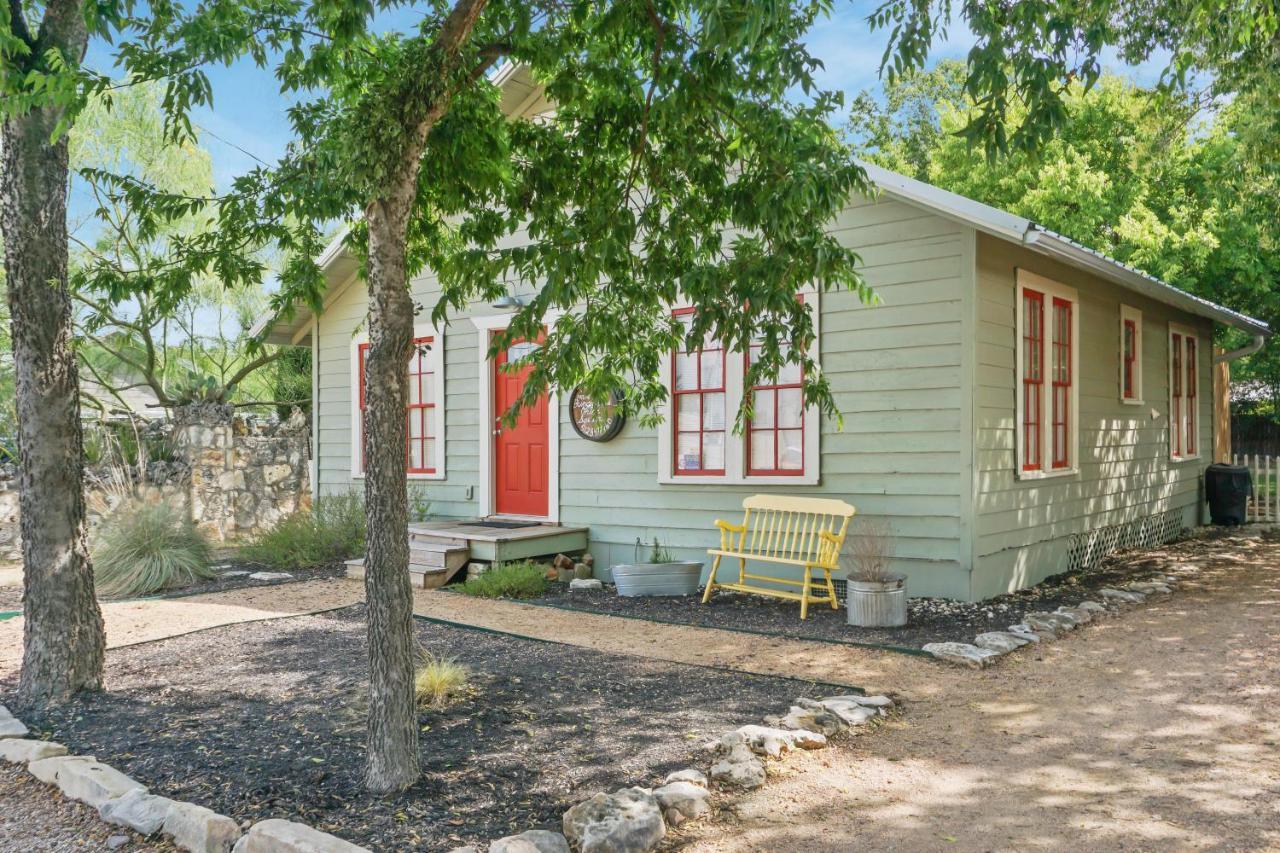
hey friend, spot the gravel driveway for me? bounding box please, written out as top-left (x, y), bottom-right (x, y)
top-left (676, 530), bottom-right (1280, 852)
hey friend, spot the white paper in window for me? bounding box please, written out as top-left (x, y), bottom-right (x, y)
top-left (700, 352), bottom-right (723, 388)
top-left (677, 395), bottom-right (700, 431)
top-left (676, 432), bottom-right (700, 470)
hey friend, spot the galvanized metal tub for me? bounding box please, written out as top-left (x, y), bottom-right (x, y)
top-left (611, 561), bottom-right (704, 597)
top-left (846, 574), bottom-right (908, 627)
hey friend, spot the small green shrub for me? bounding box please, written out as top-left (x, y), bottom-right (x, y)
top-left (243, 492), bottom-right (366, 569)
top-left (647, 537), bottom-right (674, 563)
top-left (458, 560), bottom-right (548, 599)
top-left (414, 651), bottom-right (471, 709)
top-left (93, 501), bottom-right (214, 597)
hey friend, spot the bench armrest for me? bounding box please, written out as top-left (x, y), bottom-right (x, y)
top-left (714, 519), bottom-right (746, 550)
top-left (817, 530), bottom-right (844, 565)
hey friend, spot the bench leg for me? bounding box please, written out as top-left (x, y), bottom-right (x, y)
top-left (737, 557), bottom-right (746, 585)
top-left (823, 569), bottom-right (838, 610)
top-left (701, 555), bottom-right (723, 604)
top-left (800, 568), bottom-right (812, 620)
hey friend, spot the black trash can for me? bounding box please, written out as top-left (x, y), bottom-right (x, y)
top-left (1205, 463), bottom-right (1252, 525)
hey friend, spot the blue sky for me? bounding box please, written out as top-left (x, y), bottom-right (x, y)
top-left (83, 2), bottom-right (1173, 192)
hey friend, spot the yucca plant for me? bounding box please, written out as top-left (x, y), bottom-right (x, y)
top-left (93, 500), bottom-right (215, 597)
top-left (414, 651), bottom-right (471, 709)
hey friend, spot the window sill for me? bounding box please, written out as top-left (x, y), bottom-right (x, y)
top-left (351, 471), bottom-right (447, 481)
top-left (658, 473), bottom-right (820, 486)
top-left (1017, 467), bottom-right (1078, 482)
top-left (1170, 454), bottom-right (1201, 464)
top-left (1120, 398), bottom-right (1144, 406)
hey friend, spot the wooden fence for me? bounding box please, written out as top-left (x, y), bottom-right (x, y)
top-left (1232, 453), bottom-right (1279, 522)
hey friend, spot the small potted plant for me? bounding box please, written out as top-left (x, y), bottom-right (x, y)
top-left (611, 537), bottom-right (703, 597)
top-left (844, 519), bottom-right (907, 627)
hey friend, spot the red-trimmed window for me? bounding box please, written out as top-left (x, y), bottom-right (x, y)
top-left (1171, 331), bottom-right (1183, 457)
top-left (672, 309), bottom-right (726, 475)
top-left (1185, 336), bottom-right (1197, 452)
top-left (746, 339), bottom-right (804, 476)
top-left (1022, 289), bottom-right (1044, 471)
top-left (1050, 297), bottom-right (1072, 469)
top-left (1122, 319), bottom-right (1137, 399)
top-left (357, 335), bottom-right (438, 474)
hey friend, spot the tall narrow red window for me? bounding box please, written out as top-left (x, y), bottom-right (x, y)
top-left (746, 340), bottom-right (804, 476)
top-left (357, 335), bottom-right (437, 474)
top-left (1171, 332), bottom-right (1183, 457)
top-left (1050, 298), bottom-right (1072, 469)
top-left (1122, 319), bottom-right (1137, 400)
top-left (672, 309), bottom-right (726, 475)
top-left (1022, 289), bottom-right (1044, 471)
top-left (1185, 336), bottom-right (1197, 453)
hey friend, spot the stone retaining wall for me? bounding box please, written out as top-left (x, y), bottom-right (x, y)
top-left (0, 407), bottom-right (311, 560)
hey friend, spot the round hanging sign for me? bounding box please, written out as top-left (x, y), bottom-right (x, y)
top-left (569, 387), bottom-right (626, 442)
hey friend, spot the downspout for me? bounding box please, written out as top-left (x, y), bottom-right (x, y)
top-left (1214, 335), bottom-right (1265, 363)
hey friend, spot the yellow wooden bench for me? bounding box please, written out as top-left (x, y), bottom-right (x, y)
top-left (702, 494), bottom-right (856, 619)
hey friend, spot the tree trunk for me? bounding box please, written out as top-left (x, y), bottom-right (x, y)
top-left (1, 106), bottom-right (105, 704)
top-left (361, 197), bottom-right (420, 794)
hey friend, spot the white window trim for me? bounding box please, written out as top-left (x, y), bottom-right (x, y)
top-left (1119, 304), bottom-right (1143, 405)
top-left (656, 289), bottom-right (821, 486)
top-left (1168, 322), bottom-right (1201, 463)
top-left (1015, 269), bottom-right (1080, 481)
top-left (349, 322), bottom-right (447, 481)
top-left (469, 311), bottom-right (562, 522)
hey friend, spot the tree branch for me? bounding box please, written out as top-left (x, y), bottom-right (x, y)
top-left (8, 0), bottom-right (33, 48)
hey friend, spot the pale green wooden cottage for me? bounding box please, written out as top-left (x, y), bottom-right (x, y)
top-left (258, 65), bottom-right (1269, 601)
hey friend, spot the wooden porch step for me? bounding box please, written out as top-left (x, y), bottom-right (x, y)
top-left (344, 540), bottom-right (470, 590)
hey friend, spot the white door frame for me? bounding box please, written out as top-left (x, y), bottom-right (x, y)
top-left (469, 312), bottom-right (561, 522)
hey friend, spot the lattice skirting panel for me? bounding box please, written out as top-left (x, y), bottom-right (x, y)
top-left (1065, 509), bottom-right (1186, 572)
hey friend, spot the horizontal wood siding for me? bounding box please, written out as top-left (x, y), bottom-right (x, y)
top-left (972, 234), bottom-right (1212, 598)
top-left (314, 195), bottom-right (973, 598)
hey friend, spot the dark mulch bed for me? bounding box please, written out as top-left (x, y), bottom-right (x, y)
top-left (4, 605), bottom-right (819, 851)
top-left (525, 534), bottom-right (1228, 650)
top-left (0, 559), bottom-right (347, 615)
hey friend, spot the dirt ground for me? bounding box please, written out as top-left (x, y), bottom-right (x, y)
top-left (676, 534), bottom-right (1280, 852)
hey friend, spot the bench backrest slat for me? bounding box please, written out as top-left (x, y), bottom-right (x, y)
top-left (734, 495), bottom-right (855, 567)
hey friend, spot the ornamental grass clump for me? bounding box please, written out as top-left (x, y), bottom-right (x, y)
top-left (458, 560), bottom-right (548, 599)
top-left (414, 651), bottom-right (471, 709)
top-left (93, 500), bottom-right (214, 597)
top-left (243, 492), bottom-right (365, 569)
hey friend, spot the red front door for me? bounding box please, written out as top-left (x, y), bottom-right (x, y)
top-left (493, 335), bottom-right (549, 517)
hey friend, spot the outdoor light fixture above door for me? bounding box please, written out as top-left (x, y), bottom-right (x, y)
top-left (491, 291), bottom-right (529, 310)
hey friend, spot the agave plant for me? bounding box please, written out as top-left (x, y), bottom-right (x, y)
top-left (93, 500), bottom-right (215, 597)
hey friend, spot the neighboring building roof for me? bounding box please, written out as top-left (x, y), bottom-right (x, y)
top-left (257, 64), bottom-right (1270, 345)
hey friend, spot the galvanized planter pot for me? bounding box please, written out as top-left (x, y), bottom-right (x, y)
top-left (611, 561), bottom-right (704, 597)
top-left (846, 573), bottom-right (908, 627)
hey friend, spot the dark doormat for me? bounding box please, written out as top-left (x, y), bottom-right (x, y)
top-left (472, 519), bottom-right (543, 529)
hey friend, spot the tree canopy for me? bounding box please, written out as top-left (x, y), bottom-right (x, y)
top-left (852, 61), bottom-right (1280, 399)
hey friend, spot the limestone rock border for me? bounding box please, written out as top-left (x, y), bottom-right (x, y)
top-left (0, 706), bottom-right (370, 853)
top-left (454, 692), bottom-right (896, 852)
top-left (923, 563), bottom-right (1198, 668)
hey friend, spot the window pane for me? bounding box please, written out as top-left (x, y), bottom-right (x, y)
top-left (677, 395), bottom-right (700, 431)
top-left (778, 388), bottom-right (803, 429)
top-left (409, 409), bottom-right (425, 439)
top-left (750, 431), bottom-right (775, 471)
top-left (752, 390), bottom-right (775, 428)
top-left (422, 438), bottom-right (436, 470)
top-left (674, 352), bottom-right (697, 390)
top-left (700, 351), bottom-right (723, 388)
top-left (409, 439), bottom-right (425, 471)
top-left (408, 372), bottom-right (421, 405)
top-left (702, 393), bottom-right (725, 430)
top-left (779, 430), bottom-right (803, 469)
top-left (676, 432), bottom-right (701, 471)
top-left (423, 406), bottom-right (435, 439)
top-left (703, 432), bottom-right (725, 470)
top-left (777, 359), bottom-right (802, 385)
